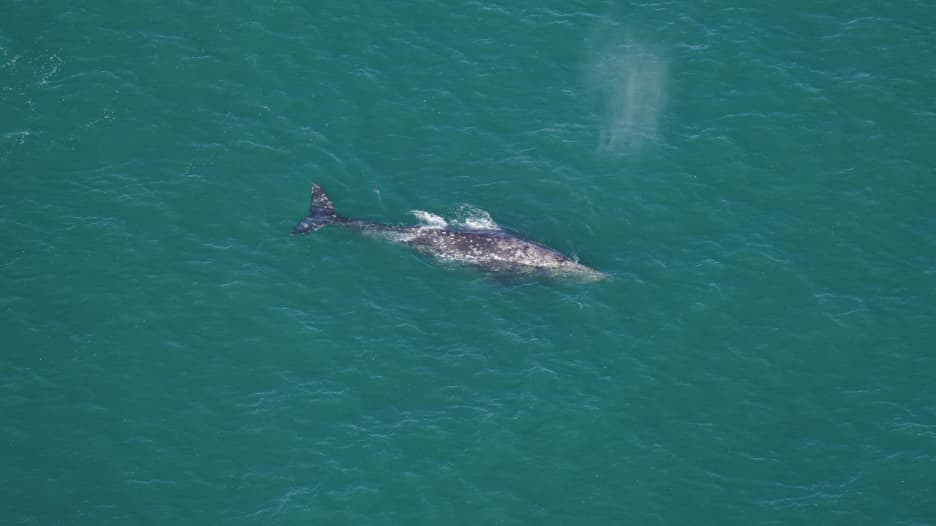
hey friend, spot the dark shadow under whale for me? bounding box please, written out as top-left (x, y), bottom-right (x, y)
top-left (291, 184), bottom-right (606, 281)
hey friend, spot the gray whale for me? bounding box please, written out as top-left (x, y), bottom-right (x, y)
top-left (291, 184), bottom-right (606, 281)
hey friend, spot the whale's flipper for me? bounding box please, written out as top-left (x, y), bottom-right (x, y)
top-left (291, 184), bottom-right (340, 235)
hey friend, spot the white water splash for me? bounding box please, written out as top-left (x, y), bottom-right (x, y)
top-left (451, 205), bottom-right (500, 231)
top-left (409, 210), bottom-right (448, 229)
top-left (410, 206), bottom-right (500, 231)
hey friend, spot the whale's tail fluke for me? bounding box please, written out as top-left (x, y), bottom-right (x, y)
top-left (291, 184), bottom-right (341, 235)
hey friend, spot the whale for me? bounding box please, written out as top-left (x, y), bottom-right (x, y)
top-left (291, 184), bottom-right (606, 281)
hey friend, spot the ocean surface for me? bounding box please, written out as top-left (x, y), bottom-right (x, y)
top-left (2, 1), bottom-right (935, 524)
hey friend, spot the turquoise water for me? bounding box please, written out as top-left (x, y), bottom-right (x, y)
top-left (3, 1), bottom-right (935, 524)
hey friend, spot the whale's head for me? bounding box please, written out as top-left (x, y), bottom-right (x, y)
top-left (554, 258), bottom-right (609, 282)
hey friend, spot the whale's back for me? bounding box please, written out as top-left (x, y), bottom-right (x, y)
top-left (405, 229), bottom-right (604, 279)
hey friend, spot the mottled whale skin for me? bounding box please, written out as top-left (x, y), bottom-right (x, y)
top-left (291, 184), bottom-right (605, 281)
